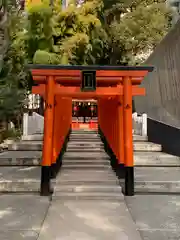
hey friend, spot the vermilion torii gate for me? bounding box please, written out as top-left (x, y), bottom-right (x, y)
top-left (28, 65), bottom-right (153, 197)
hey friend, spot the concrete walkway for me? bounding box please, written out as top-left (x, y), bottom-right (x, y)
top-left (37, 199), bottom-right (142, 240)
top-left (126, 195), bottom-right (180, 240)
top-left (0, 195), bottom-right (49, 240)
top-left (1, 193), bottom-right (180, 240)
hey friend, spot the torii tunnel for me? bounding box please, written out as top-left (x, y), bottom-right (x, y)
top-left (28, 65), bottom-right (153, 197)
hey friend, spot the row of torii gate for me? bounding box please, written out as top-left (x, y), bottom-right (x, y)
top-left (28, 64), bottom-right (153, 197)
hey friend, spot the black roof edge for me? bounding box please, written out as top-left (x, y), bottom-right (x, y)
top-left (26, 64), bottom-right (154, 72)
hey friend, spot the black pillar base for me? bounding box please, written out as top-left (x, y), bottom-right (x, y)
top-left (50, 163), bottom-right (57, 179)
top-left (110, 153), bottom-right (117, 171)
top-left (125, 166), bottom-right (134, 196)
top-left (40, 166), bottom-right (52, 196)
top-left (56, 155), bottom-right (62, 173)
top-left (116, 164), bottom-right (125, 179)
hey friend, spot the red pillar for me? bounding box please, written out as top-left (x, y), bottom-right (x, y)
top-left (123, 76), bottom-right (134, 196)
top-left (41, 75), bottom-right (55, 196)
top-left (116, 95), bottom-right (125, 178)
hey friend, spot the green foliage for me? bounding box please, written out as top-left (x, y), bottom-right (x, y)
top-left (0, 128), bottom-right (21, 143)
top-left (102, 0), bottom-right (172, 64)
top-left (25, 0), bottom-right (105, 65)
top-left (25, 4), bottom-right (53, 61)
top-left (0, 0), bottom-right (172, 127)
top-left (33, 50), bottom-right (61, 64)
top-left (26, 0), bottom-right (172, 66)
top-left (0, 2), bottom-right (27, 124)
top-left (0, 0), bottom-right (173, 125)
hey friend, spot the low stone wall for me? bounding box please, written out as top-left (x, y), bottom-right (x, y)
top-left (22, 112), bottom-right (147, 137)
top-left (132, 113), bottom-right (147, 136)
top-left (23, 112), bottom-right (44, 136)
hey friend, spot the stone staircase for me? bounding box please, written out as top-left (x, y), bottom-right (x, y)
top-left (53, 130), bottom-right (123, 200)
top-left (0, 129), bottom-right (179, 194)
top-left (134, 137), bottom-right (180, 194)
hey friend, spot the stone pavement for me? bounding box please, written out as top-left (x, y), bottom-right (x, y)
top-left (0, 195), bottom-right (50, 240)
top-left (126, 195), bottom-right (180, 240)
top-left (2, 193), bottom-right (180, 240)
top-left (1, 130), bottom-right (180, 239)
top-left (37, 200), bottom-right (142, 240)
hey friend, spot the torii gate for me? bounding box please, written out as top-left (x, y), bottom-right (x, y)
top-left (28, 64), bottom-right (153, 197)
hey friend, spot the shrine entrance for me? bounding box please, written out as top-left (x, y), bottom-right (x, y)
top-left (72, 99), bottom-right (98, 129)
top-left (28, 65), bottom-right (153, 197)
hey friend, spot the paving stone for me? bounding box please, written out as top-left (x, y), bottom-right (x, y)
top-left (126, 195), bottom-right (180, 240)
top-left (0, 195), bottom-right (49, 231)
top-left (0, 230), bottom-right (38, 240)
top-left (38, 200), bottom-right (142, 240)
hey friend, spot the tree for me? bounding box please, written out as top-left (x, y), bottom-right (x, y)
top-left (25, 0), bottom-right (105, 65)
top-left (0, 0), bottom-right (27, 129)
top-left (24, 0), bottom-right (172, 66)
top-left (102, 0), bottom-right (172, 65)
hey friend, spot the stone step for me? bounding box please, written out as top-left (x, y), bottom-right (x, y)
top-left (0, 179), bottom-right (41, 192)
top-left (56, 170), bottom-right (117, 183)
top-left (52, 191), bottom-right (124, 201)
top-left (8, 141), bottom-right (108, 151)
top-left (0, 151), bottom-right (42, 166)
top-left (134, 142), bottom-right (161, 152)
top-left (133, 167), bottom-right (180, 193)
top-left (64, 152), bottom-right (109, 159)
top-left (133, 135), bottom-right (148, 141)
top-left (8, 142), bottom-right (43, 151)
top-left (1, 152), bottom-right (171, 166)
top-left (1, 150), bottom-right (178, 167)
top-left (66, 148), bottom-right (105, 152)
top-left (134, 152), bottom-right (180, 166)
top-left (56, 178), bottom-right (118, 186)
top-left (54, 184), bottom-right (122, 194)
top-left (8, 141), bottom-right (162, 152)
top-left (71, 130), bottom-right (97, 134)
top-left (71, 135), bottom-right (147, 142)
top-left (70, 132), bottom-right (99, 138)
top-left (67, 142), bottom-right (104, 147)
top-left (70, 138), bottom-right (102, 143)
top-left (21, 134), bottom-right (43, 141)
top-left (63, 159), bottom-right (109, 165)
top-left (21, 134), bottom-right (147, 142)
top-left (0, 166), bottom-right (51, 192)
top-left (59, 169), bottom-right (116, 178)
top-left (70, 137), bottom-right (101, 141)
top-left (66, 142), bottom-right (162, 152)
top-left (62, 164), bottom-right (111, 170)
